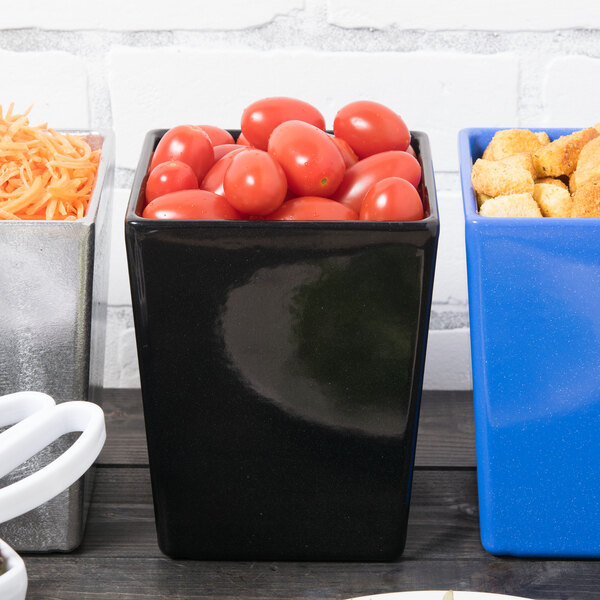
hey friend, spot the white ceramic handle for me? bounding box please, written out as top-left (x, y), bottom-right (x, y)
top-left (0, 391), bottom-right (55, 428)
top-left (0, 400), bottom-right (106, 524)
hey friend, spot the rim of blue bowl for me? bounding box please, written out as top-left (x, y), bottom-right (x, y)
top-left (459, 126), bottom-right (600, 229)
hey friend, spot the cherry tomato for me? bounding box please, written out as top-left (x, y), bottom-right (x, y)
top-left (212, 144), bottom-right (241, 163)
top-left (330, 136), bottom-right (358, 168)
top-left (197, 125), bottom-right (234, 146)
top-left (201, 147), bottom-right (248, 196)
top-left (223, 149), bottom-right (287, 216)
top-left (151, 125), bottom-right (214, 183)
top-left (142, 189), bottom-right (244, 220)
top-left (145, 160), bottom-right (198, 204)
top-left (236, 133), bottom-right (252, 146)
top-left (268, 121), bottom-right (346, 197)
top-left (333, 101), bottom-right (410, 158)
top-left (241, 97), bottom-right (325, 151)
top-left (406, 144), bottom-right (417, 159)
top-left (333, 151), bottom-right (421, 213)
top-left (266, 197), bottom-right (358, 221)
top-left (360, 177), bottom-right (423, 221)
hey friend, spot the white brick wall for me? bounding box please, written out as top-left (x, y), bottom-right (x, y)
top-left (0, 50), bottom-right (89, 128)
top-left (543, 56), bottom-right (600, 127)
top-left (2, 1), bottom-right (304, 30)
top-left (108, 190), bottom-right (133, 307)
top-left (109, 48), bottom-right (519, 172)
top-left (432, 192), bottom-right (468, 306)
top-left (327, 0), bottom-right (600, 30)
top-left (3, 1), bottom-right (600, 389)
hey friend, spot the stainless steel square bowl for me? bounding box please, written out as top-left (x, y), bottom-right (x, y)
top-left (0, 131), bottom-right (114, 552)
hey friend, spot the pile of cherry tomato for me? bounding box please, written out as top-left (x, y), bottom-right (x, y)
top-left (142, 97), bottom-right (424, 221)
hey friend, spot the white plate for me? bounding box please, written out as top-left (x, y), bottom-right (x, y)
top-left (348, 592), bottom-right (532, 600)
top-left (0, 538), bottom-right (27, 600)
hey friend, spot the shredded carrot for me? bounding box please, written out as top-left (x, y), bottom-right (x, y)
top-left (0, 104), bottom-right (100, 221)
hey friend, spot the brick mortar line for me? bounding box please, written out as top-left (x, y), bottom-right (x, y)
top-left (1, 29), bottom-right (600, 57)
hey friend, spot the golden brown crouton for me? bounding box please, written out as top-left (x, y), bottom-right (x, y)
top-left (499, 152), bottom-right (536, 178)
top-left (533, 183), bottom-right (572, 217)
top-left (479, 193), bottom-right (542, 217)
top-left (536, 132), bottom-right (551, 145)
top-left (476, 192), bottom-right (491, 207)
top-left (571, 180), bottom-right (600, 217)
top-left (532, 127), bottom-right (599, 178)
top-left (570, 136), bottom-right (600, 193)
top-left (471, 158), bottom-right (534, 197)
top-left (482, 129), bottom-right (547, 161)
top-left (572, 174), bottom-right (600, 195)
top-left (535, 177), bottom-right (568, 190)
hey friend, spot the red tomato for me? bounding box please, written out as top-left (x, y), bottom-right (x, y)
top-left (405, 144), bottom-right (417, 158)
top-left (360, 177), bottom-right (423, 221)
top-left (268, 121), bottom-right (346, 197)
top-left (266, 197), bottom-right (358, 221)
top-left (196, 125), bottom-right (234, 146)
top-left (333, 151), bottom-right (421, 213)
top-left (241, 97), bottom-right (325, 151)
top-left (151, 125), bottom-right (214, 182)
top-left (236, 133), bottom-right (252, 146)
top-left (223, 149), bottom-right (287, 216)
top-left (145, 160), bottom-right (198, 204)
top-left (201, 147), bottom-right (248, 196)
top-left (333, 101), bottom-right (410, 158)
top-left (330, 136), bottom-right (358, 168)
top-left (142, 189), bottom-right (244, 220)
top-left (212, 144), bottom-right (241, 163)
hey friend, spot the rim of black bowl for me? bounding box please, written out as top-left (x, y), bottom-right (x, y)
top-left (126, 129), bottom-right (439, 231)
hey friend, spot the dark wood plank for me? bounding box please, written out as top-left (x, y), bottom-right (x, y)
top-left (98, 389), bottom-right (476, 468)
top-left (99, 388), bottom-right (148, 466)
top-left (416, 390), bottom-right (475, 467)
top-left (78, 467), bottom-right (482, 560)
top-left (25, 555), bottom-right (600, 600)
top-left (23, 391), bottom-right (594, 600)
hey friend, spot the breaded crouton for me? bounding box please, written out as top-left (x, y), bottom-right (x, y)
top-left (536, 131), bottom-right (551, 145)
top-left (571, 174), bottom-right (600, 195)
top-left (533, 183), bottom-right (572, 217)
top-left (570, 136), bottom-right (600, 193)
top-left (476, 192), bottom-right (491, 207)
top-left (479, 193), bottom-right (542, 217)
top-left (499, 152), bottom-right (536, 178)
top-left (471, 158), bottom-right (534, 197)
top-left (571, 180), bottom-right (600, 217)
top-left (482, 129), bottom-right (547, 161)
top-left (535, 177), bottom-right (568, 190)
top-left (532, 127), bottom-right (599, 177)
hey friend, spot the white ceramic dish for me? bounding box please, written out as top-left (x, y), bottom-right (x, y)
top-left (0, 391), bottom-right (106, 600)
top-left (348, 593), bottom-right (532, 600)
top-left (0, 539), bottom-right (27, 600)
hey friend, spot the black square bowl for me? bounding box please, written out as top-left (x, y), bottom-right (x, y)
top-left (125, 130), bottom-right (439, 561)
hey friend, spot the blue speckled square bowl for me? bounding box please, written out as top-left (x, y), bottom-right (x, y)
top-left (460, 127), bottom-right (600, 557)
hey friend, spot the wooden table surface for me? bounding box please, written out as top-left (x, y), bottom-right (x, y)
top-left (24, 389), bottom-right (600, 599)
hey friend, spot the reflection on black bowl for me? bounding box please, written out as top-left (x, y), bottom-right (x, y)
top-left (221, 245), bottom-right (421, 437)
